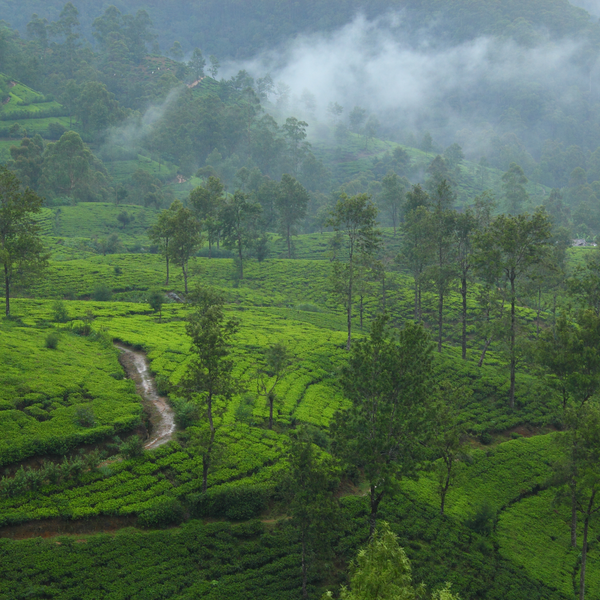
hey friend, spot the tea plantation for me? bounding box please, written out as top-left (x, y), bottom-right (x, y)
top-left (0, 231), bottom-right (593, 599)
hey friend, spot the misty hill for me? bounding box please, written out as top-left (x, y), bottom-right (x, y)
top-left (0, 0), bottom-right (595, 57)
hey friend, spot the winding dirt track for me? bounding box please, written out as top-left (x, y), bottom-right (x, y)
top-left (115, 343), bottom-right (176, 449)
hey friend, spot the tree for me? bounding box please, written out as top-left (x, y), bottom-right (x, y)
top-left (502, 162), bottom-right (529, 214)
top-left (398, 205), bottom-right (434, 322)
top-left (349, 106), bottom-right (367, 134)
top-left (558, 402), bottom-right (600, 600)
top-left (282, 117), bottom-right (310, 176)
top-left (188, 48), bottom-right (206, 80)
top-left (277, 174), bottom-right (310, 258)
top-left (322, 522), bottom-right (461, 600)
top-left (256, 342), bottom-right (290, 429)
top-left (454, 193), bottom-right (495, 359)
top-left (431, 384), bottom-right (471, 515)
top-left (474, 209), bottom-right (551, 408)
top-left (208, 55), bottom-right (220, 79)
top-left (220, 191), bottom-right (262, 279)
top-left (182, 287), bottom-right (239, 493)
top-left (538, 310), bottom-right (600, 546)
top-left (332, 317), bottom-right (433, 534)
top-left (9, 135), bottom-right (44, 191)
top-left (189, 176), bottom-right (225, 257)
top-left (148, 290), bottom-right (164, 322)
top-left (285, 428), bottom-right (339, 599)
top-left (327, 193), bottom-right (380, 350)
top-left (380, 171), bottom-right (405, 235)
top-left (42, 131), bottom-right (110, 201)
top-left (168, 200), bottom-right (202, 293)
top-left (0, 167), bottom-right (48, 316)
top-left (148, 204), bottom-right (178, 285)
top-left (426, 180), bottom-right (456, 352)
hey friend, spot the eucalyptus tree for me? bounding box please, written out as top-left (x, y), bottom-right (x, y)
top-left (426, 180), bottom-right (457, 352)
top-left (399, 205), bottom-right (434, 323)
top-left (182, 287), bottom-right (239, 493)
top-left (454, 192), bottom-right (495, 359)
top-left (276, 174), bottom-right (310, 259)
top-left (256, 342), bottom-right (291, 429)
top-left (168, 200), bottom-right (202, 293)
top-left (0, 167), bottom-right (48, 316)
top-left (220, 191), bottom-right (262, 279)
top-left (380, 171), bottom-right (406, 235)
top-left (538, 310), bottom-right (600, 546)
top-left (148, 203), bottom-right (177, 285)
top-left (189, 176), bottom-right (225, 257)
top-left (474, 209), bottom-right (552, 408)
top-left (327, 193), bottom-right (380, 350)
top-left (285, 427), bottom-right (339, 599)
top-left (332, 317), bottom-right (433, 534)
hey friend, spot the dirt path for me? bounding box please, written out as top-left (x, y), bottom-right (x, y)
top-left (115, 343), bottom-right (176, 449)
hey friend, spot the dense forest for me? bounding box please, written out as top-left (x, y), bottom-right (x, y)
top-left (2, 1), bottom-right (600, 599)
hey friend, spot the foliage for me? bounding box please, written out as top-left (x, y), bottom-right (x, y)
top-left (333, 316), bottom-right (434, 533)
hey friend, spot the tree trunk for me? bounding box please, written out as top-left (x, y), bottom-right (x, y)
top-left (571, 479), bottom-right (578, 548)
top-left (346, 262), bottom-right (353, 351)
top-left (381, 273), bottom-right (386, 312)
top-left (202, 453), bottom-right (210, 493)
top-left (359, 295), bottom-right (364, 329)
top-left (478, 338), bottom-right (492, 367)
top-left (509, 276), bottom-right (516, 409)
top-left (437, 291), bottom-right (444, 352)
top-left (301, 534), bottom-right (308, 599)
top-left (203, 393), bottom-right (216, 493)
top-left (165, 254), bottom-right (170, 286)
top-left (441, 459), bottom-right (452, 516)
top-left (4, 264), bottom-right (9, 317)
top-left (580, 493), bottom-right (596, 600)
top-left (287, 224), bottom-right (292, 259)
top-left (536, 287), bottom-right (541, 338)
top-left (268, 393), bottom-right (274, 430)
top-left (414, 279), bottom-right (419, 320)
top-left (182, 261), bottom-right (188, 293)
top-left (461, 275), bottom-right (467, 360)
top-left (238, 237), bottom-right (244, 279)
top-left (369, 486), bottom-right (385, 536)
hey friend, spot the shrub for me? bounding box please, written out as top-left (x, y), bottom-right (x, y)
top-left (173, 399), bottom-right (199, 428)
top-left (190, 484), bottom-right (272, 520)
top-left (52, 299), bottom-right (69, 323)
top-left (74, 406), bottom-right (96, 428)
top-left (45, 331), bottom-right (60, 349)
top-left (479, 432), bottom-right (493, 445)
top-left (138, 497), bottom-right (184, 528)
top-left (155, 375), bottom-right (171, 396)
top-left (465, 501), bottom-right (496, 536)
top-left (120, 435), bottom-right (144, 459)
top-left (93, 285), bottom-right (113, 301)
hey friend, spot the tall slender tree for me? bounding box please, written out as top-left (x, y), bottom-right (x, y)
top-left (148, 204), bottom-right (177, 285)
top-left (474, 209), bottom-right (551, 408)
top-left (168, 200), bottom-right (202, 293)
top-left (220, 191), bottom-right (262, 279)
top-left (327, 193), bottom-right (380, 350)
top-left (0, 167), bottom-right (48, 316)
top-left (332, 317), bottom-right (433, 534)
top-left (276, 174), bottom-right (310, 259)
top-left (182, 287), bottom-right (239, 493)
top-left (286, 428), bottom-right (339, 599)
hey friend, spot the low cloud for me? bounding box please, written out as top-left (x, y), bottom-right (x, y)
top-left (224, 13), bottom-right (596, 154)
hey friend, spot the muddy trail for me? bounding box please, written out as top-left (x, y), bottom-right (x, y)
top-left (115, 343), bottom-right (176, 449)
